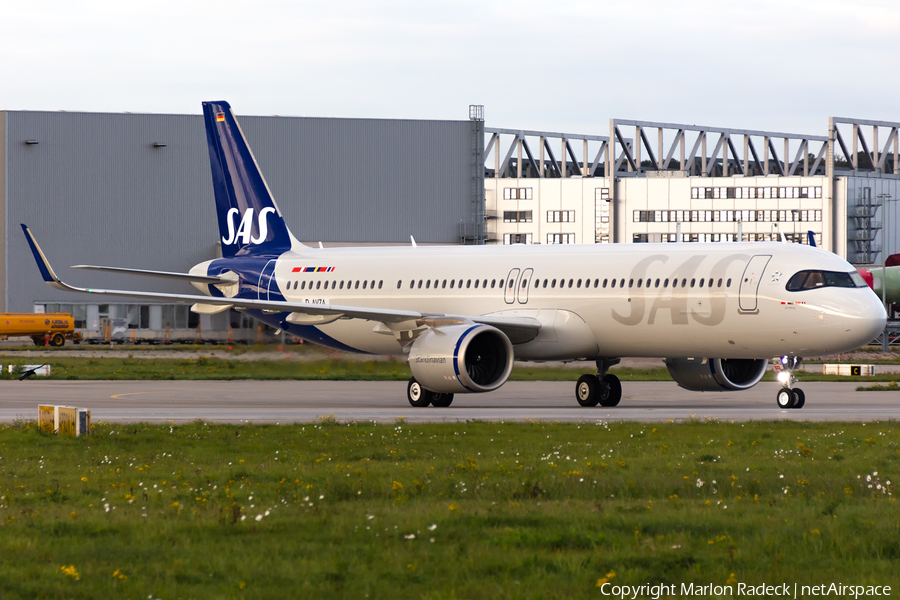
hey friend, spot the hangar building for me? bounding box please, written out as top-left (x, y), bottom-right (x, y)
top-left (0, 108), bottom-right (484, 340)
top-left (485, 117), bottom-right (900, 272)
top-left (1, 106), bottom-right (897, 342)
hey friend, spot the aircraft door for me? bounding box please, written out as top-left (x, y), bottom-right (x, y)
top-left (738, 255), bottom-right (771, 312)
top-left (517, 268), bottom-right (534, 304)
top-left (504, 268), bottom-right (521, 304)
top-left (258, 259), bottom-right (278, 300)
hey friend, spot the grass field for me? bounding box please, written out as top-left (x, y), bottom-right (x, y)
top-left (1, 419), bottom-right (898, 599)
top-left (1, 354), bottom-right (899, 384)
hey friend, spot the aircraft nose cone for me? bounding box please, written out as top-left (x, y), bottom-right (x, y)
top-left (853, 292), bottom-right (888, 347)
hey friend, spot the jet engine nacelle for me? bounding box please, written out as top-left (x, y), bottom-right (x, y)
top-left (664, 358), bottom-right (768, 392)
top-left (408, 324), bottom-right (514, 394)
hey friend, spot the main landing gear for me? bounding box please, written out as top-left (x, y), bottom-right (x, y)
top-left (775, 356), bottom-right (805, 409)
top-left (406, 378), bottom-right (454, 408)
top-left (575, 358), bottom-right (623, 407)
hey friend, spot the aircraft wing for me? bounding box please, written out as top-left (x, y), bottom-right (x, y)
top-left (22, 225), bottom-right (541, 339)
top-left (71, 264), bottom-right (239, 286)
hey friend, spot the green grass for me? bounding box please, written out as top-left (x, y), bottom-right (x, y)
top-left (856, 381), bottom-right (900, 392)
top-left (2, 354), bottom-right (899, 383)
top-left (1, 420), bottom-right (898, 598)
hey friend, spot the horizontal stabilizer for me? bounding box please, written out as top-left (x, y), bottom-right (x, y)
top-left (72, 265), bottom-right (238, 286)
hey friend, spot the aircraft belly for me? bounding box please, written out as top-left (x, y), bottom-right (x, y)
top-left (315, 320), bottom-right (403, 354)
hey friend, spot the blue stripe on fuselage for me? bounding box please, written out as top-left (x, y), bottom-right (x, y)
top-left (246, 309), bottom-right (368, 354)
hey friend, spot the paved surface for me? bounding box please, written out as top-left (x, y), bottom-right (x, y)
top-left (1, 380), bottom-right (898, 423)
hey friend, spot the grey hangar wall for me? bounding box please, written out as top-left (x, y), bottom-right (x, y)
top-left (0, 109), bottom-right (482, 312)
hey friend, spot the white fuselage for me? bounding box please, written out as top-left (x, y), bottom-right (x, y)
top-left (210, 241), bottom-right (886, 361)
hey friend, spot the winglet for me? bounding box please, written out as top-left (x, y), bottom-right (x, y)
top-left (21, 224), bottom-right (74, 292)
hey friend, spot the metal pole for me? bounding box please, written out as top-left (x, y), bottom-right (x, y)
top-left (881, 193), bottom-right (889, 351)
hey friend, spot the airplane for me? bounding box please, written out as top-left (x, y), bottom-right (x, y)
top-left (21, 101), bottom-right (887, 410)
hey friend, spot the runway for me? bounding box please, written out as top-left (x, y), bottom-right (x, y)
top-left (1, 380), bottom-right (899, 423)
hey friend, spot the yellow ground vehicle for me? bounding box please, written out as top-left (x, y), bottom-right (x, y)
top-left (0, 313), bottom-right (82, 347)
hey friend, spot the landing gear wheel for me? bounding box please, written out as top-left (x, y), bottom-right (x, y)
top-left (406, 378), bottom-right (432, 408)
top-left (791, 388), bottom-right (805, 409)
top-left (50, 333), bottom-right (65, 347)
top-left (599, 374), bottom-right (622, 407)
top-left (575, 375), bottom-right (600, 407)
top-left (776, 388), bottom-right (794, 409)
top-left (431, 393), bottom-right (454, 408)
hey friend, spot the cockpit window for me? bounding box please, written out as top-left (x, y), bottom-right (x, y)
top-left (786, 270), bottom-right (867, 291)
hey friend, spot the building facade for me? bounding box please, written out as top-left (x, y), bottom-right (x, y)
top-left (0, 109), bottom-right (484, 340)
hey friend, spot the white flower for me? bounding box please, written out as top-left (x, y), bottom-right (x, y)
top-left (427, 524), bottom-right (437, 531)
top-left (255, 514), bottom-right (263, 521)
top-left (404, 534), bottom-right (415, 540)
top-left (319, 495), bottom-right (324, 500)
top-left (367, 515), bottom-right (375, 520)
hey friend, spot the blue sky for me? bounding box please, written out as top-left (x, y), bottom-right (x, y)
top-left (2, 0), bottom-right (898, 136)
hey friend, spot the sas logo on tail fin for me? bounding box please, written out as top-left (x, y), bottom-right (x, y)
top-left (221, 207), bottom-right (276, 246)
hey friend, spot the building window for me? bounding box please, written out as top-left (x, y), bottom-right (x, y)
top-left (503, 210), bottom-right (533, 223)
top-left (503, 233), bottom-right (533, 244)
top-left (503, 187), bottom-right (533, 200)
top-left (547, 233), bottom-right (575, 244)
top-left (547, 210), bottom-right (576, 223)
top-left (595, 188), bottom-right (610, 201)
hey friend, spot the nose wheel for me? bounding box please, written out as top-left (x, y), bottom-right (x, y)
top-left (774, 356), bottom-right (805, 409)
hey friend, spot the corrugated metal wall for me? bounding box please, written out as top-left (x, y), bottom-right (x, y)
top-left (2, 110), bottom-right (478, 311)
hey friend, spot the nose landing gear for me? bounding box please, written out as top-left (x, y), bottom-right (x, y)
top-left (774, 356), bottom-right (805, 409)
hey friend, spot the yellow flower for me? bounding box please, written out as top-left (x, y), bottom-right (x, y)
top-left (727, 573), bottom-right (737, 584)
top-left (239, 582), bottom-right (246, 589)
top-left (112, 569), bottom-right (127, 580)
top-left (60, 565), bottom-right (80, 580)
top-left (449, 503), bottom-right (459, 511)
top-left (392, 481), bottom-right (403, 491)
top-left (70, 512), bottom-right (77, 519)
top-left (596, 571), bottom-right (616, 587)
top-left (80, 477), bottom-right (88, 482)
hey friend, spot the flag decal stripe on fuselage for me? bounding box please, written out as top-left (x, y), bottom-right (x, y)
top-left (291, 267), bottom-right (336, 273)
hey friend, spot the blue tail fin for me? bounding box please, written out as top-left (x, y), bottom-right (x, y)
top-left (202, 101), bottom-right (297, 257)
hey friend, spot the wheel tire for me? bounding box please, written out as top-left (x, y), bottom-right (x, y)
top-left (50, 333), bottom-right (65, 347)
top-left (431, 393), bottom-right (454, 408)
top-left (792, 388), bottom-right (805, 409)
top-left (576, 374), bottom-right (600, 407)
top-left (776, 388), bottom-right (794, 409)
top-left (599, 374), bottom-right (622, 407)
top-left (406, 378), bottom-right (432, 408)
